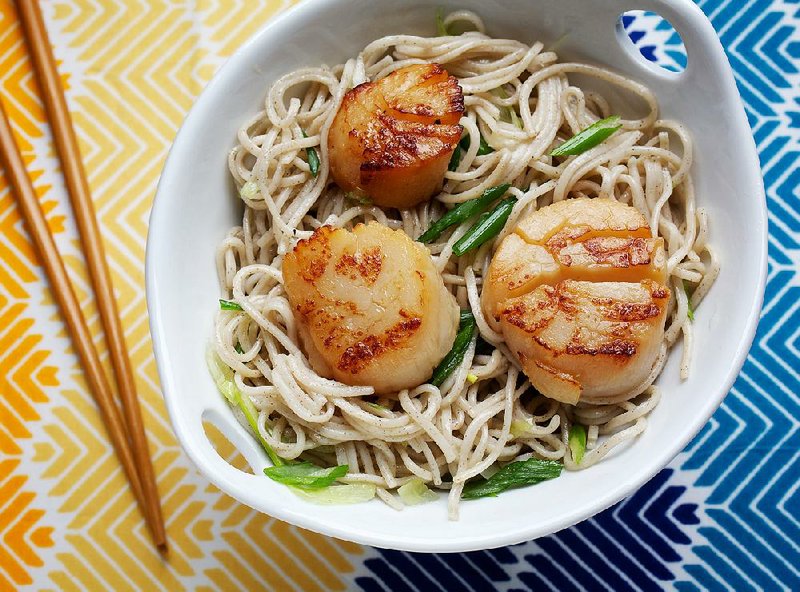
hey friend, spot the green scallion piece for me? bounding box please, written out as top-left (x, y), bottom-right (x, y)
top-left (417, 183), bottom-right (510, 244)
top-left (435, 8), bottom-right (450, 36)
top-left (461, 458), bottom-right (562, 499)
top-left (450, 131), bottom-right (494, 172)
top-left (452, 196), bottom-right (517, 256)
top-left (550, 115), bottom-right (622, 157)
top-left (510, 420), bottom-right (533, 438)
top-left (430, 315), bottom-right (476, 387)
top-left (477, 134), bottom-right (494, 155)
top-left (290, 482), bottom-right (376, 504)
top-left (302, 131), bottom-right (320, 177)
top-left (206, 348), bottom-right (283, 466)
top-left (239, 181), bottom-right (259, 199)
top-left (684, 281), bottom-right (695, 321)
top-left (398, 478), bottom-right (439, 505)
top-left (219, 299), bottom-right (243, 311)
top-left (448, 144), bottom-right (462, 171)
top-left (264, 462), bottom-right (348, 490)
top-left (459, 309), bottom-right (475, 328)
top-left (345, 189), bottom-right (372, 205)
top-left (459, 133), bottom-right (494, 156)
top-left (493, 87), bottom-right (523, 129)
top-left (569, 423), bottom-right (587, 465)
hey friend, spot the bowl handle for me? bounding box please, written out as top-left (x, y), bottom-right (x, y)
top-left (171, 401), bottom-right (274, 506)
top-left (605, 0), bottom-right (730, 87)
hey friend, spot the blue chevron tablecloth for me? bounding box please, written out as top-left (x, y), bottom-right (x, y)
top-left (356, 3), bottom-right (799, 590)
top-left (1, 1), bottom-right (795, 590)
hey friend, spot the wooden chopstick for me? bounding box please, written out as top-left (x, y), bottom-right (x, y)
top-left (14, 0), bottom-right (167, 551)
top-left (0, 99), bottom-right (158, 544)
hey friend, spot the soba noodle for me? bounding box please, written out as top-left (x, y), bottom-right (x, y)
top-left (215, 11), bottom-right (719, 519)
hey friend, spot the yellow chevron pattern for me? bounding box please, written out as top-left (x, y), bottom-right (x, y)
top-left (0, 1), bottom-right (366, 589)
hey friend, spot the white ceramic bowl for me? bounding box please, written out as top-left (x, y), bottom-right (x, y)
top-left (147, 0), bottom-right (767, 552)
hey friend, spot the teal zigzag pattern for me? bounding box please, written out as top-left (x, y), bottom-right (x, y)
top-left (355, 2), bottom-right (800, 590)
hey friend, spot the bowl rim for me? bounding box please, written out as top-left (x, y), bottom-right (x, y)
top-left (146, 0), bottom-right (768, 552)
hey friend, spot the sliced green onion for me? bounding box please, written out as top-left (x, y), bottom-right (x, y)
top-left (461, 458), bottom-right (562, 499)
top-left (398, 478), bottom-right (439, 505)
top-left (435, 8), bottom-right (450, 36)
top-left (302, 130), bottom-right (320, 177)
top-left (459, 309), bottom-right (475, 328)
top-left (234, 343), bottom-right (244, 354)
top-left (492, 87), bottom-right (522, 129)
top-left (452, 196), bottom-right (517, 256)
top-left (569, 423), bottom-right (587, 465)
top-left (684, 281), bottom-right (695, 321)
top-left (264, 462), bottom-right (347, 490)
top-left (430, 315), bottom-right (476, 387)
top-left (239, 181), bottom-right (259, 199)
top-left (459, 133), bottom-right (494, 156)
top-left (448, 144), bottom-right (462, 171)
top-left (477, 135), bottom-right (494, 155)
top-left (219, 299), bottom-right (243, 311)
top-left (291, 483), bottom-right (376, 505)
top-left (417, 183), bottom-right (510, 244)
top-left (477, 134), bottom-right (494, 155)
top-left (345, 189), bottom-right (372, 205)
top-left (550, 115), bottom-right (622, 157)
top-left (206, 348), bottom-right (283, 466)
top-left (466, 373), bottom-right (478, 385)
top-left (510, 419), bottom-right (532, 438)
top-left (367, 402), bottom-right (388, 411)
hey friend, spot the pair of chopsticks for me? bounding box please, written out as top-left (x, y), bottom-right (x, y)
top-left (0, 1), bottom-right (166, 552)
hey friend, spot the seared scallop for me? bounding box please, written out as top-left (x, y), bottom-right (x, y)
top-left (282, 222), bottom-right (459, 394)
top-left (328, 63), bottom-right (464, 209)
top-left (481, 198), bottom-right (670, 404)
top-left (499, 280), bottom-right (669, 404)
top-left (513, 196), bottom-right (652, 245)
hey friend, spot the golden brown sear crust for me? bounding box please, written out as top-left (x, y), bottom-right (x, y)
top-left (497, 279), bottom-right (670, 404)
top-left (380, 63), bottom-right (464, 124)
top-left (334, 246), bottom-right (383, 284)
top-left (282, 222), bottom-right (459, 394)
top-left (564, 338), bottom-right (638, 358)
top-left (294, 225), bottom-right (333, 283)
top-left (360, 114), bottom-right (461, 175)
top-left (572, 237), bottom-right (653, 267)
top-left (482, 198), bottom-right (672, 404)
top-left (328, 63), bottom-right (464, 209)
top-left (338, 317), bottom-right (423, 374)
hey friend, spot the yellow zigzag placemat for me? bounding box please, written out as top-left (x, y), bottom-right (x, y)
top-left (0, 1), bottom-right (367, 589)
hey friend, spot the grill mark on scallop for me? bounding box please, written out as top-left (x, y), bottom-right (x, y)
top-left (282, 222), bottom-right (459, 394)
top-left (334, 246), bottom-right (383, 284)
top-left (482, 198), bottom-right (672, 404)
top-left (565, 338), bottom-right (638, 357)
top-left (328, 63), bottom-right (464, 208)
top-left (295, 226), bottom-right (333, 283)
top-left (338, 317), bottom-right (423, 374)
top-left (582, 237), bottom-right (652, 266)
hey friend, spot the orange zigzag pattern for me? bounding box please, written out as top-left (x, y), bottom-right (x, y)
top-left (2, 0), bottom-right (366, 589)
top-left (0, 1), bottom-right (60, 589)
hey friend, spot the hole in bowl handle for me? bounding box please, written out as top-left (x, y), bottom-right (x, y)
top-left (202, 406), bottom-right (270, 474)
top-left (173, 406), bottom-right (269, 504)
top-left (609, 0), bottom-right (727, 83)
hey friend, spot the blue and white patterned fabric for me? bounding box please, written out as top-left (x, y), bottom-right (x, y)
top-left (356, 3), bottom-right (800, 589)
